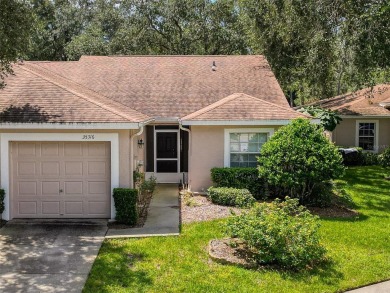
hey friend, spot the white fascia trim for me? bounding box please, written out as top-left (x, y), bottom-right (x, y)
top-left (182, 119), bottom-right (320, 126)
top-left (355, 120), bottom-right (379, 153)
top-left (0, 132), bottom-right (119, 221)
top-left (0, 122), bottom-right (141, 129)
top-left (224, 128), bottom-right (275, 167)
top-left (341, 115), bottom-right (390, 119)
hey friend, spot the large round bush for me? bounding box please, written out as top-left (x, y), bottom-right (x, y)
top-left (226, 197), bottom-right (327, 269)
top-left (258, 118), bottom-right (344, 203)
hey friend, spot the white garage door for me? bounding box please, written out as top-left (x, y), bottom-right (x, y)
top-left (11, 141), bottom-right (111, 218)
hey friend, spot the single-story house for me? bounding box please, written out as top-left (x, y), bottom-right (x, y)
top-left (0, 55), bottom-right (311, 221)
top-left (310, 84), bottom-right (390, 153)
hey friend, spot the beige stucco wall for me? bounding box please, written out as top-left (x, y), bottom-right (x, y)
top-left (188, 125), bottom-right (281, 193)
top-left (333, 118), bottom-right (390, 153)
top-left (0, 129), bottom-right (132, 188)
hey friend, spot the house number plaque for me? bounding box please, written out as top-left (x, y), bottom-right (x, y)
top-left (82, 134), bottom-right (95, 140)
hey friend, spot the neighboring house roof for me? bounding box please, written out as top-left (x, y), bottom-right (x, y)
top-left (0, 55), bottom-right (305, 124)
top-left (181, 93), bottom-right (310, 123)
top-left (310, 84), bottom-right (390, 116)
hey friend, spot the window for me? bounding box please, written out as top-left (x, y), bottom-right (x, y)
top-left (356, 121), bottom-right (378, 152)
top-left (224, 128), bottom-right (274, 167)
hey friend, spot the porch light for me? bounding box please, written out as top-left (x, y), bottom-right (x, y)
top-left (137, 139), bottom-right (144, 148)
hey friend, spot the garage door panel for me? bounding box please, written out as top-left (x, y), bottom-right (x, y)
top-left (11, 141), bottom-right (111, 219)
top-left (87, 161), bottom-right (108, 175)
top-left (65, 201), bottom-right (84, 215)
top-left (41, 181), bottom-right (60, 195)
top-left (17, 162), bottom-right (37, 176)
top-left (87, 142), bottom-right (108, 156)
top-left (88, 201), bottom-right (109, 215)
top-left (65, 161), bottom-right (83, 176)
top-left (42, 161), bottom-right (60, 176)
top-left (64, 142), bottom-right (83, 156)
top-left (18, 201), bottom-right (37, 215)
top-left (41, 142), bottom-right (60, 156)
top-left (17, 143), bottom-right (37, 156)
top-left (64, 181), bottom-right (83, 195)
top-left (42, 201), bottom-right (60, 215)
top-left (18, 181), bottom-right (37, 195)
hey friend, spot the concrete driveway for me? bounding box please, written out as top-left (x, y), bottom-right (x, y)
top-left (0, 219), bottom-right (107, 293)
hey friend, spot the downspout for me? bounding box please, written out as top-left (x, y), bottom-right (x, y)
top-left (130, 120), bottom-right (153, 187)
top-left (178, 119), bottom-right (191, 189)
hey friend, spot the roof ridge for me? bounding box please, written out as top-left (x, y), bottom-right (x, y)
top-left (241, 93), bottom-right (312, 118)
top-left (181, 93), bottom-right (242, 120)
top-left (182, 93), bottom-right (311, 120)
top-left (20, 63), bottom-right (150, 123)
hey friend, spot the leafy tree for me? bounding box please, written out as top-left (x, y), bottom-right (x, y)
top-left (27, 0), bottom-right (93, 61)
top-left (65, 0), bottom-right (249, 59)
top-left (297, 106), bottom-right (342, 131)
top-left (258, 118), bottom-right (344, 203)
top-left (0, 0), bottom-right (32, 88)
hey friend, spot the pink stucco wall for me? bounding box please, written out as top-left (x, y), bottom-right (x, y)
top-left (188, 125), bottom-right (281, 193)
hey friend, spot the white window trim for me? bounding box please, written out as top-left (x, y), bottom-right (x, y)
top-left (224, 128), bottom-right (274, 167)
top-left (355, 120), bottom-right (379, 153)
top-left (0, 133), bottom-right (119, 221)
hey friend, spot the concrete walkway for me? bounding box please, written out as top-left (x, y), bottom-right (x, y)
top-left (0, 219), bottom-right (107, 293)
top-left (345, 280), bottom-right (390, 293)
top-left (106, 184), bottom-right (180, 238)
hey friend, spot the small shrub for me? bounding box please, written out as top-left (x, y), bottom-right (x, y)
top-left (379, 147), bottom-right (390, 167)
top-left (226, 197), bottom-right (327, 270)
top-left (207, 187), bottom-right (256, 208)
top-left (113, 188), bottom-right (138, 225)
top-left (140, 175), bottom-right (157, 194)
top-left (362, 152), bottom-right (380, 166)
top-left (211, 167), bottom-right (267, 199)
top-left (0, 189), bottom-right (5, 216)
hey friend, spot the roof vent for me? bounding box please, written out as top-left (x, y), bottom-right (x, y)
top-left (212, 61), bottom-right (216, 71)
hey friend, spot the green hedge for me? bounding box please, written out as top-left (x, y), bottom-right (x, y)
top-left (113, 188), bottom-right (138, 225)
top-left (210, 167), bottom-right (267, 199)
top-left (207, 187), bottom-right (256, 208)
top-left (0, 189), bottom-right (5, 216)
top-left (379, 147), bottom-right (390, 167)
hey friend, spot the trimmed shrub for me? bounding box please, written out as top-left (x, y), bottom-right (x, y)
top-left (211, 167), bottom-right (267, 199)
top-left (0, 189), bottom-right (5, 216)
top-left (207, 187), bottom-right (256, 208)
top-left (258, 118), bottom-right (345, 203)
top-left (113, 188), bottom-right (138, 225)
top-left (226, 197), bottom-right (327, 270)
top-left (379, 147), bottom-right (390, 167)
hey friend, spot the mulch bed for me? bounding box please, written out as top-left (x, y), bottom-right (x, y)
top-left (181, 194), bottom-right (242, 224)
top-left (209, 238), bottom-right (257, 269)
top-left (308, 205), bottom-right (359, 218)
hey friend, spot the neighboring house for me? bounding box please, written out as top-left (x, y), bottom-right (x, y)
top-left (0, 55), bottom-right (310, 221)
top-left (310, 84), bottom-right (390, 153)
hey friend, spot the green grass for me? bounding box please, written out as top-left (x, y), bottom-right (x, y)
top-left (84, 166), bottom-right (390, 293)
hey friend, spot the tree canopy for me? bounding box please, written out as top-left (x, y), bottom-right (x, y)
top-left (1, 0), bottom-right (389, 103)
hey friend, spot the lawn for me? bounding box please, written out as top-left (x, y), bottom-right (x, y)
top-left (84, 166), bottom-right (390, 293)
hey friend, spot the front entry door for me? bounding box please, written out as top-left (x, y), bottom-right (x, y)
top-left (155, 131), bottom-right (179, 174)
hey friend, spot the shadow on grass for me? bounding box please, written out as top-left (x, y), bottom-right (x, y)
top-left (279, 259), bottom-right (344, 287)
top-left (83, 240), bottom-right (153, 293)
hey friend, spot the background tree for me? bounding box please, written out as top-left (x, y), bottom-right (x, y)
top-left (0, 0), bottom-right (32, 88)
